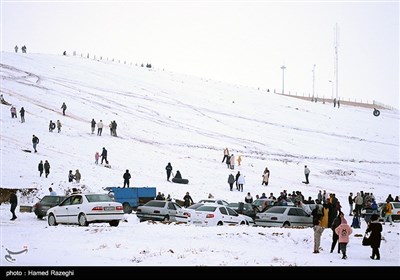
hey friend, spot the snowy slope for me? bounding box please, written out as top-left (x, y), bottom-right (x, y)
top-left (0, 52), bottom-right (399, 267)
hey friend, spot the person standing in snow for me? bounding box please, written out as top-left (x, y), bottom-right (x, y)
top-left (228, 173), bottom-right (235, 191)
top-left (91, 119), bottom-right (96, 134)
top-left (44, 160), bottom-right (50, 178)
top-left (313, 219), bottom-right (324, 253)
top-left (49, 120), bottom-right (55, 132)
top-left (56, 120), bottom-right (62, 133)
top-left (95, 151), bottom-right (100, 164)
top-left (19, 107), bottom-right (25, 123)
top-left (9, 190), bottom-right (18, 221)
top-left (68, 170), bottom-right (74, 182)
top-left (262, 167), bottom-right (270, 186)
top-left (74, 169), bottom-right (81, 183)
top-left (183, 192), bottom-right (194, 208)
top-left (10, 106), bottom-right (17, 118)
top-left (38, 160), bottom-right (44, 177)
top-left (237, 173), bottom-right (245, 192)
top-left (14, 45), bottom-right (18, 53)
top-left (229, 154), bottom-right (235, 169)
top-left (123, 169), bottom-right (131, 188)
top-left (49, 187), bottom-right (57, 196)
top-left (97, 120), bottom-right (103, 136)
top-left (335, 216), bottom-right (352, 260)
top-left (61, 102), bottom-right (67, 116)
top-left (304, 165), bottom-right (310, 184)
top-left (165, 163), bottom-right (173, 181)
top-left (366, 214), bottom-right (382, 260)
top-left (32, 135), bottom-right (39, 153)
top-left (244, 192), bottom-right (253, 203)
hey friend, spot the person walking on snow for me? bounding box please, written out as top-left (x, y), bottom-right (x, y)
top-left (10, 106), bottom-right (17, 118)
top-left (44, 160), bottom-right (50, 178)
top-left (14, 45), bottom-right (18, 53)
top-left (38, 160), bottom-right (44, 177)
top-left (91, 119), bottom-right (96, 134)
top-left (56, 120), bottom-right (62, 133)
top-left (101, 147), bottom-right (108, 164)
top-left (222, 147), bottom-right (229, 163)
top-left (19, 107), bottom-right (25, 123)
top-left (262, 167), bottom-right (270, 186)
top-left (95, 152), bottom-right (100, 164)
top-left (97, 120), bottom-right (103, 136)
top-left (123, 169), bottom-right (131, 187)
top-left (32, 135), bottom-right (39, 153)
top-left (61, 102), bottom-right (67, 116)
top-left (335, 216), bottom-right (352, 260)
top-left (9, 190), bottom-right (18, 220)
top-left (165, 163), bottom-right (173, 181)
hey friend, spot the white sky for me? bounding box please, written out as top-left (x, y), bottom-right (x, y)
top-left (0, 51), bottom-right (399, 267)
top-left (1, 0), bottom-right (399, 108)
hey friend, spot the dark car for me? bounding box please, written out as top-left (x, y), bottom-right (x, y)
top-left (228, 202), bottom-right (256, 220)
top-left (33, 195), bottom-right (66, 219)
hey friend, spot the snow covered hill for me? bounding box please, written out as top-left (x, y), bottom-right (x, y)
top-left (1, 52), bottom-right (399, 267)
top-left (1, 52), bottom-right (398, 204)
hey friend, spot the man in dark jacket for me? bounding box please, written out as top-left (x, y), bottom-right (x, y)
top-left (19, 107), bottom-right (25, 123)
top-left (61, 102), bottom-right (67, 115)
top-left (165, 163), bottom-right (173, 181)
top-left (101, 147), bottom-right (108, 164)
top-left (123, 170), bottom-right (131, 188)
top-left (38, 160), bottom-right (44, 177)
top-left (183, 192), bottom-right (194, 208)
top-left (32, 135), bottom-right (39, 153)
top-left (10, 190), bottom-right (18, 220)
top-left (44, 160), bottom-right (50, 178)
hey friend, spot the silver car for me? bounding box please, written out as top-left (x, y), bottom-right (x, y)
top-left (255, 206), bottom-right (313, 227)
top-left (136, 200), bottom-right (186, 222)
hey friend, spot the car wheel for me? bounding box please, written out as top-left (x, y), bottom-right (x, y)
top-left (122, 203), bottom-right (132, 214)
top-left (109, 220), bottom-right (120, 227)
top-left (240, 221), bottom-right (246, 225)
top-left (78, 213), bottom-right (88, 226)
top-left (283, 221), bottom-right (290, 227)
top-left (48, 214), bottom-right (57, 226)
top-left (163, 215), bottom-right (170, 222)
top-left (217, 221), bottom-right (223, 226)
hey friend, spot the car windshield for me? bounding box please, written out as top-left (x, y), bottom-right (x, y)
top-left (266, 207), bottom-right (286, 214)
top-left (196, 205), bottom-right (217, 212)
top-left (144, 201), bottom-right (166, 207)
top-left (41, 196), bottom-right (64, 204)
top-left (85, 194), bottom-right (114, 202)
top-left (188, 203), bottom-right (204, 209)
top-left (393, 202), bottom-right (400, 208)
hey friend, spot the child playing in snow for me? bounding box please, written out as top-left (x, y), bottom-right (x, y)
top-left (95, 152), bottom-right (100, 165)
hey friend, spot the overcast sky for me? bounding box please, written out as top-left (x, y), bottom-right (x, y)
top-left (1, 0), bottom-right (399, 108)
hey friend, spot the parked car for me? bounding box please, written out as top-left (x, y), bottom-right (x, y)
top-left (255, 206), bottom-right (313, 227)
top-left (32, 195), bottom-right (66, 219)
top-left (136, 200), bottom-right (186, 222)
top-left (197, 199), bottom-right (229, 206)
top-left (227, 202), bottom-right (256, 220)
top-left (189, 205), bottom-right (254, 226)
top-left (47, 194), bottom-right (124, 227)
top-left (182, 202), bottom-right (218, 221)
top-left (252, 199), bottom-right (276, 213)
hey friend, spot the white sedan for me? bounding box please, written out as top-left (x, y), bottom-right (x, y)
top-left (189, 205), bottom-right (254, 226)
top-left (47, 194), bottom-right (124, 227)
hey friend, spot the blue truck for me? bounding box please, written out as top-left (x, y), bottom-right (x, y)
top-left (106, 187), bottom-right (156, 214)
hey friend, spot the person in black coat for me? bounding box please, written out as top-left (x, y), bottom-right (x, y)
top-left (366, 214), bottom-right (383, 260)
top-left (165, 163), bottom-right (173, 181)
top-left (38, 160), bottom-right (44, 177)
top-left (101, 147), bottom-right (108, 164)
top-left (19, 107), bottom-right (25, 123)
top-left (123, 169), bottom-right (131, 188)
top-left (174, 170), bottom-right (182, 179)
top-left (32, 135), bottom-right (39, 153)
top-left (44, 160), bottom-right (50, 178)
top-left (330, 211), bottom-right (344, 253)
top-left (183, 192), bottom-right (194, 208)
top-left (9, 190), bottom-right (18, 220)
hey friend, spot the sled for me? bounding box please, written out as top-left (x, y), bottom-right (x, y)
top-left (172, 178), bottom-right (189, 184)
top-left (373, 108), bottom-right (380, 117)
top-left (22, 149), bottom-right (32, 153)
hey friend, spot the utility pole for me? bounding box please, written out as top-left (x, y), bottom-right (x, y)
top-left (281, 65), bottom-right (286, 94)
top-left (312, 64), bottom-right (316, 100)
top-left (334, 23), bottom-right (339, 101)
